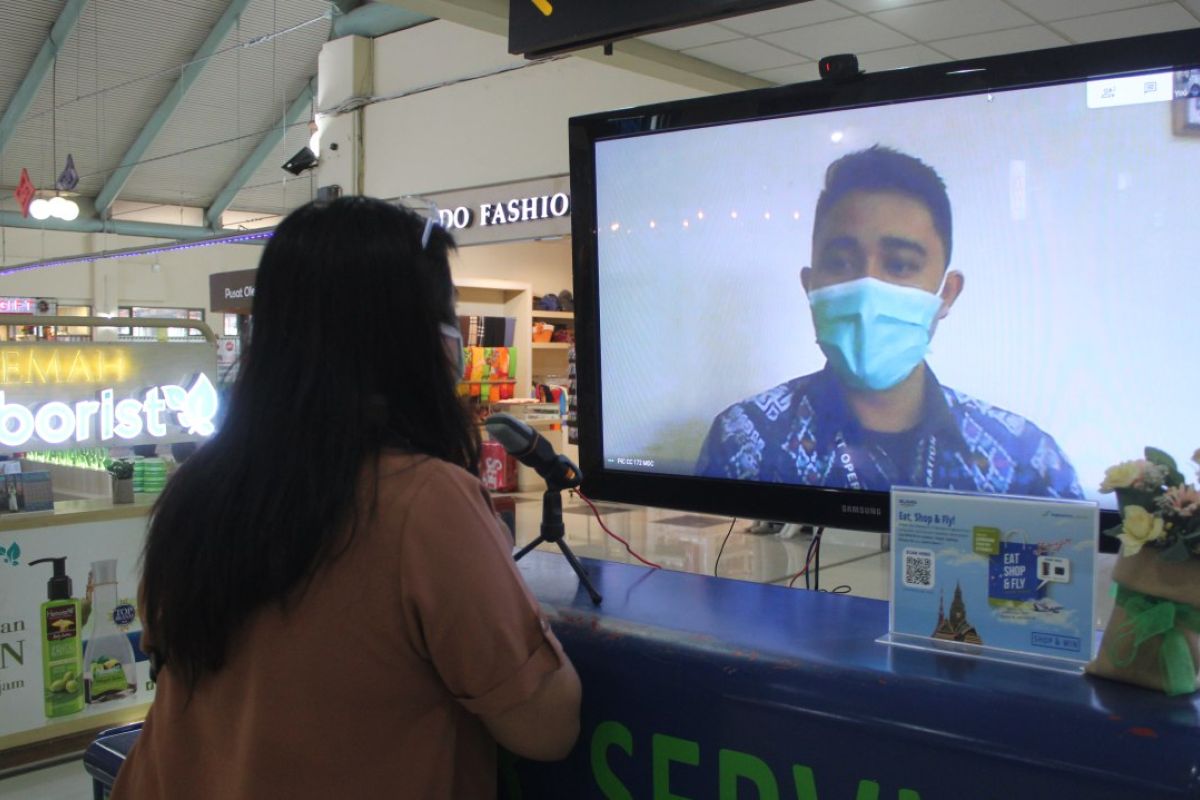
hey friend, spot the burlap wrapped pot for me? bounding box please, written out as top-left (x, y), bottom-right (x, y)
top-left (1086, 547), bottom-right (1200, 695)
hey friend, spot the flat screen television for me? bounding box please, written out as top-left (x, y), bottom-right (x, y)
top-left (568, 28), bottom-right (1200, 542)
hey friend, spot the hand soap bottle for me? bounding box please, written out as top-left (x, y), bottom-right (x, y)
top-left (82, 559), bottom-right (137, 704)
top-left (29, 557), bottom-right (85, 718)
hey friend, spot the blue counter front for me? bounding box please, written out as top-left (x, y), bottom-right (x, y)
top-left (85, 550), bottom-right (1200, 798)
top-left (511, 551), bottom-right (1200, 799)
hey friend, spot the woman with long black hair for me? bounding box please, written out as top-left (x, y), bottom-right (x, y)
top-left (113, 197), bottom-right (580, 799)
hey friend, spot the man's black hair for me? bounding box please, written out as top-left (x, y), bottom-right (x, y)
top-left (813, 145), bottom-right (953, 267)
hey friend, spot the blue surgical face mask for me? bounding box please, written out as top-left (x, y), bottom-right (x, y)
top-left (807, 276), bottom-right (945, 392)
top-left (440, 322), bottom-right (464, 377)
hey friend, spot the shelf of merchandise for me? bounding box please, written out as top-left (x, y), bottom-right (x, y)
top-left (532, 342), bottom-right (572, 350)
top-left (454, 277), bottom-right (532, 400)
top-left (531, 310), bottom-right (574, 321)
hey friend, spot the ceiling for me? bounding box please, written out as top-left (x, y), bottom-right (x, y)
top-left (0, 0), bottom-right (1197, 232)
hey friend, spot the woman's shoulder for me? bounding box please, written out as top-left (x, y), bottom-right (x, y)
top-left (375, 451), bottom-right (486, 507)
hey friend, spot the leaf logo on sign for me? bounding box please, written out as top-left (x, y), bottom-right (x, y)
top-left (1, 542), bottom-right (20, 566)
top-left (162, 373), bottom-right (219, 436)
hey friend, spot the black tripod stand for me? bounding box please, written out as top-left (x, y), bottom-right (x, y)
top-left (514, 486), bottom-right (602, 605)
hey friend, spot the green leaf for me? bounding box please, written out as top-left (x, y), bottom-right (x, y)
top-left (1160, 538), bottom-right (1191, 562)
top-left (1146, 447), bottom-right (1179, 472)
top-left (1102, 523), bottom-right (1124, 539)
top-left (7, 542), bottom-right (18, 565)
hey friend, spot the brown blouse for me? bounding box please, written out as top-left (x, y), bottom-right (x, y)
top-left (112, 453), bottom-right (565, 799)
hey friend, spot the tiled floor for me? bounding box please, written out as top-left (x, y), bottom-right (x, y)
top-left (513, 491), bottom-right (893, 599)
top-left (0, 760), bottom-right (92, 799)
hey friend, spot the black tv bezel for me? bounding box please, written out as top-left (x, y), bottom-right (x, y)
top-left (568, 28), bottom-right (1200, 541)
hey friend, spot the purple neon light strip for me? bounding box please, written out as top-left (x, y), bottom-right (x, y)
top-left (0, 230), bottom-right (274, 275)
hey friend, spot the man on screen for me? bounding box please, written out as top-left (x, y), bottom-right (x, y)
top-left (695, 146), bottom-right (1083, 498)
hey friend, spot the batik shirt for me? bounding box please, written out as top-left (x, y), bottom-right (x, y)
top-left (695, 366), bottom-right (1084, 499)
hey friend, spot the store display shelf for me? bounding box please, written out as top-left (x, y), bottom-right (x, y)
top-left (532, 342), bottom-right (572, 350)
top-left (531, 310), bottom-right (574, 320)
top-left (459, 379), bottom-right (517, 384)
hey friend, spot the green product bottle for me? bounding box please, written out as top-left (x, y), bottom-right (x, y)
top-left (29, 557), bottom-right (85, 718)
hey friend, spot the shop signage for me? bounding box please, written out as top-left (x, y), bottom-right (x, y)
top-left (0, 342), bottom-right (217, 453)
top-left (438, 192), bottom-right (570, 230)
top-left (0, 298), bottom-right (36, 315)
top-left (421, 175), bottom-right (571, 247)
top-left (508, 0), bottom-right (795, 58)
top-left (208, 269), bottom-right (257, 314)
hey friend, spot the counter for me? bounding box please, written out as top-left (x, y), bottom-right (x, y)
top-left (510, 552), bottom-right (1200, 799)
top-left (82, 550), bottom-right (1200, 798)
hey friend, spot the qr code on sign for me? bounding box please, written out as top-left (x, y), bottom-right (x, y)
top-left (903, 548), bottom-right (935, 590)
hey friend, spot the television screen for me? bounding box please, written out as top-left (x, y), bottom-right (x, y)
top-left (570, 29), bottom-right (1200, 535)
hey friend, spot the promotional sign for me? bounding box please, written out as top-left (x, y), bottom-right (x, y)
top-left (885, 488), bottom-right (1098, 670)
top-left (0, 342), bottom-right (218, 454)
top-left (0, 516), bottom-right (153, 750)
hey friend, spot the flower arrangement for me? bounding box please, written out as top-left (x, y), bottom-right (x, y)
top-left (1099, 447), bottom-right (1200, 559)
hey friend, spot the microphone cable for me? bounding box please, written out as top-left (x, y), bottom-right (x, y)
top-left (571, 489), bottom-right (663, 570)
top-left (713, 517), bottom-right (738, 577)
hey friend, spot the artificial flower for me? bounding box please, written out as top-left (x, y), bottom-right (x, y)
top-left (1118, 505), bottom-right (1167, 556)
top-left (1100, 460), bottom-right (1148, 492)
top-left (1159, 485), bottom-right (1200, 518)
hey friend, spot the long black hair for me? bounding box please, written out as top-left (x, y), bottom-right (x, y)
top-left (141, 197), bottom-right (479, 691)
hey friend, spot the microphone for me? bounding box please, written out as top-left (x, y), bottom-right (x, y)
top-left (484, 413), bottom-right (582, 489)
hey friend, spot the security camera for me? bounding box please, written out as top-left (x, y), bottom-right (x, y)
top-left (282, 146), bottom-right (319, 176)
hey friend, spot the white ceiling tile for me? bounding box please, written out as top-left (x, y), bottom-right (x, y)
top-left (933, 25), bottom-right (1069, 59)
top-left (762, 15), bottom-right (914, 58)
top-left (750, 63), bottom-right (820, 85)
top-left (639, 22), bottom-right (743, 50)
top-left (832, 0), bottom-right (934, 12)
top-left (1180, 0), bottom-right (1200, 17)
top-left (682, 38), bottom-right (806, 72)
top-left (872, 0), bottom-right (1035, 40)
top-left (857, 44), bottom-right (951, 72)
top-left (1050, 2), bottom-right (1198, 42)
top-left (718, 1), bottom-right (854, 36)
top-left (1004, 0), bottom-right (1165, 23)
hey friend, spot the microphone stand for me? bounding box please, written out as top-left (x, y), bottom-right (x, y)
top-left (514, 483), bottom-right (602, 605)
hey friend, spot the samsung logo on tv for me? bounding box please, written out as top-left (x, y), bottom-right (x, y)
top-left (842, 504), bottom-right (883, 516)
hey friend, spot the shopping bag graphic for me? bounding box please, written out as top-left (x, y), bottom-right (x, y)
top-left (987, 532), bottom-right (1043, 603)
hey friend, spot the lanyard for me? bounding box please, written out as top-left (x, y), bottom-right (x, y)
top-left (834, 431), bottom-right (939, 489)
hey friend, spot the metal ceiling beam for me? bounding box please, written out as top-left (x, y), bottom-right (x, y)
top-left (205, 78), bottom-right (315, 228)
top-left (93, 0), bottom-right (253, 218)
top-left (376, 0), bottom-right (769, 93)
top-left (0, 0), bottom-right (90, 159)
top-left (332, 3), bottom-right (431, 39)
top-left (0, 209), bottom-right (230, 240)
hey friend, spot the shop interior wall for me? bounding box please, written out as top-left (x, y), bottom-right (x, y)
top-left (451, 237), bottom-right (572, 298)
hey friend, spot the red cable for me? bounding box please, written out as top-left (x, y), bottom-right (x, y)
top-left (787, 530), bottom-right (822, 588)
top-left (572, 489), bottom-right (663, 570)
